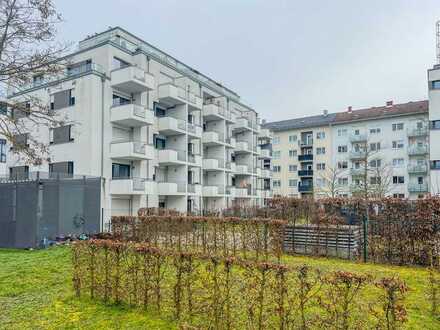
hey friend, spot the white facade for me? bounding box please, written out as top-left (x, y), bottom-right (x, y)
top-left (5, 27), bottom-right (272, 225)
top-left (429, 65), bottom-right (440, 194)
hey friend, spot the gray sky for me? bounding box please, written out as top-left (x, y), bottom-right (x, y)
top-left (56, 0), bottom-right (440, 122)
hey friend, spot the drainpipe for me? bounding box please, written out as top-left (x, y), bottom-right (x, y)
top-left (100, 76), bottom-right (106, 230)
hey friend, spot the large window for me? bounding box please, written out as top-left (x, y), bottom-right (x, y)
top-left (289, 179), bottom-right (298, 187)
top-left (393, 176), bottom-right (405, 184)
top-left (50, 89), bottom-right (75, 110)
top-left (316, 147), bottom-right (325, 155)
top-left (112, 163), bottom-right (131, 179)
top-left (392, 123), bottom-right (404, 131)
top-left (0, 139), bottom-right (6, 162)
top-left (338, 145), bottom-right (348, 153)
top-left (273, 165), bottom-right (281, 173)
top-left (392, 140), bottom-right (404, 149)
top-left (273, 180), bottom-right (281, 188)
top-left (288, 150), bottom-right (297, 158)
top-left (50, 125), bottom-right (74, 144)
top-left (288, 165), bottom-right (297, 172)
top-left (288, 135), bottom-right (297, 143)
top-left (431, 80), bottom-right (440, 89)
top-left (431, 120), bottom-right (440, 130)
top-left (273, 136), bottom-right (280, 145)
top-left (49, 161), bottom-right (74, 178)
top-left (273, 150), bottom-right (281, 159)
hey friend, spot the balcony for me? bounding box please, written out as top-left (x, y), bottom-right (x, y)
top-left (203, 102), bottom-right (236, 123)
top-left (408, 163), bottom-right (428, 174)
top-left (202, 131), bottom-right (225, 146)
top-left (158, 181), bottom-right (187, 195)
top-left (225, 161), bottom-right (236, 172)
top-left (349, 134), bottom-right (367, 143)
top-left (408, 183), bottom-right (428, 193)
top-left (298, 170), bottom-right (313, 177)
top-left (157, 116), bottom-right (187, 135)
top-left (261, 169), bottom-right (272, 178)
top-left (349, 150), bottom-right (367, 159)
top-left (203, 185), bottom-right (226, 197)
top-left (187, 92), bottom-right (203, 111)
top-left (110, 103), bottom-right (154, 127)
top-left (186, 123), bottom-right (203, 138)
top-left (235, 141), bottom-right (252, 154)
top-left (110, 65), bottom-right (155, 93)
top-left (203, 158), bottom-right (225, 171)
top-left (234, 187), bottom-right (253, 198)
top-left (187, 183), bottom-right (202, 195)
top-left (350, 168), bottom-right (365, 176)
top-left (187, 153), bottom-right (202, 167)
top-left (259, 148), bottom-right (272, 159)
top-left (158, 83), bottom-right (187, 106)
top-left (225, 137), bottom-right (236, 148)
top-left (298, 183), bottom-right (313, 193)
top-left (158, 149), bottom-right (187, 165)
top-left (110, 141), bottom-right (154, 160)
top-left (235, 164), bottom-right (252, 176)
top-left (259, 128), bottom-right (273, 140)
top-left (408, 145), bottom-right (429, 156)
top-left (299, 139), bottom-right (313, 147)
top-left (407, 127), bottom-right (428, 137)
top-left (298, 154), bottom-right (313, 162)
top-left (232, 117), bottom-right (258, 133)
top-left (110, 177), bottom-right (146, 195)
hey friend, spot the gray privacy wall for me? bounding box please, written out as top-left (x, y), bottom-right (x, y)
top-left (0, 173), bottom-right (101, 248)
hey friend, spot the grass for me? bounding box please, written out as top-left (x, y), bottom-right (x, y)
top-left (1, 246), bottom-right (440, 329)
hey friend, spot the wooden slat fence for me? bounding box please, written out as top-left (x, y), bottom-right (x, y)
top-left (284, 224), bottom-right (362, 259)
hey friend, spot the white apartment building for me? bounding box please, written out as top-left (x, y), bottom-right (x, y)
top-left (4, 27), bottom-right (272, 223)
top-left (429, 64), bottom-right (440, 194)
top-left (265, 101), bottom-right (430, 199)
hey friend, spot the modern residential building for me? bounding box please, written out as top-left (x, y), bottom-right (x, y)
top-left (264, 100), bottom-right (430, 199)
top-left (4, 27), bottom-right (272, 224)
top-left (429, 64), bottom-right (440, 194)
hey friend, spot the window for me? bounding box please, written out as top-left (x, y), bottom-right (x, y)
top-left (354, 129), bottom-right (361, 135)
top-left (9, 166), bottom-right (29, 180)
top-left (0, 139), bottom-right (6, 162)
top-left (338, 128), bottom-right (347, 137)
top-left (289, 179), bottom-right (298, 187)
top-left (393, 158), bottom-right (404, 167)
top-left (393, 193), bottom-right (405, 199)
top-left (50, 89), bottom-right (75, 110)
top-left (273, 180), bottom-right (281, 188)
top-left (316, 131), bottom-right (325, 139)
top-left (288, 165), bottom-right (297, 172)
top-left (392, 140), bottom-right (404, 149)
top-left (288, 135), bottom-right (297, 143)
top-left (338, 161), bottom-right (348, 169)
top-left (431, 80), bottom-right (440, 89)
top-left (369, 159), bottom-right (381, 168)
top-left (50, 125), bottom-right (74, 144)
top-left (370, 177), bottom-right (381, 184)
top-left (316, 163), bottom-right (326, 170)
top-left (392, 123), bottom-right (404, 131)
top-left (112, 94), bottom-right (131, 106)
top-left (316, 178), bottom-right (324, 187)
top-left (338, 177), bottom-right (348, 185)
top-left (431, 120), bottom-right (440, 130)
top-left (273, 165), bottom-right (281, 173)
top-left (288, 150), bottom-right (297, 158)
top-left (273, 151), bottom-right (281, 159)
top-left (338, 145), bottom-right (348, 153)
top-left (393, 176), bottom-right (405, 184)
top-left (273, 136), bottom-right (280, 145)
top-left (316, 147), bottom-right (326, 155)
top-left (49, 161), bottom-right (74, 178)
top-left (113, 57), bottom-right (130, 70)
top-left (0, 102), bottom-right (7, 115)
top-left (11, 133), bottom-right (28, 150)
top-left (431, 160), bottom-right (440, 170)
top-left (370, 142), bottom-right (381, 151)
top-left (369, 128), bottom-right (381, 134)
top-left (112, 163), bottom-right (131, 178)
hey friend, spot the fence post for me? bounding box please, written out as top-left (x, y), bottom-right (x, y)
top-left (363, 214), bottom-right (368, 263)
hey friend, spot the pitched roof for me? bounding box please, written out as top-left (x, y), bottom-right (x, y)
top-left (263, 100), bottom-right (428, 132)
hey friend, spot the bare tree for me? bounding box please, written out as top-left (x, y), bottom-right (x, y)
top-left (317, 165), bottom-right (347, 198)
top-left (349, 139), bottom-right (392, 199)
top-left (0, 0), bottom-right (68, 164)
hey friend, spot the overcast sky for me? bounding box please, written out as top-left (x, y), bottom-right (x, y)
top-left (56, 0), bottom-right (440, 122)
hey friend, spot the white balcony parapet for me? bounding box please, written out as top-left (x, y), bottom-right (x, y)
top-left (187, 153), bottom-right (202, 167)
top-left (187, 123), bottom-right (203, 137)
top-left (110, 177), bottom-right (146, 195)
top-left (158, 83), bottom-right (187, 106)
top-left (203, 101), bottom-right (236, 123)
top-left (111, 65), bottom-right (155, 93)
top-left (110, 103), bottom-right (154, 127)
top-left (258, 128), bottom-right (273, 140)
top-left (235, 141), bottom-right (251, 153)
top-left (261, 169), bottom-right (272, 178)
top-left (232, 117), bottom-right (259, 132)
top-left (202, 131), bottom-right (225, 145)
top-left (225, 136), bottom-right (236, 148)
top-left (408, 145), bottom-right (429, 156)
top-left (110, 141), bottom-right (154, 160)
top-left (158, 181), bottom-right (187, 195)
top-left (203, 158), bottom-right (225, 171)
top-left (203, 185), bottom-right (226, 197)
top-left (235, 164), bottom-right (251, 175)
top-left (157, 116), bottom-right (187, 135)
top-left (158, 149), bottom-right (187, 165)
top-left (407, 127), bottom-right (428, 137)
top-left (188, 183), bottom-right (202, 195)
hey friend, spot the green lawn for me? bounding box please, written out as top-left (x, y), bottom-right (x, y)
top-left (1, 246), bottom-right (439, 329)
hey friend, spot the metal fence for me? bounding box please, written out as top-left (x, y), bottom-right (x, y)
top-left (0, 172), bottom-right (101, 248)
